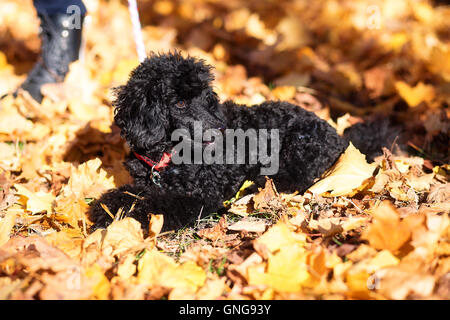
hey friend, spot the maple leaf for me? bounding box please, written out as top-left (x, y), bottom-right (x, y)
top-left (14, 184), bottom-right (55, 215)
top-left (428, 45), bottom-right (450, 81)
top-left (0, 212), bottom-right (16, 247)
top-left (361, 201), bottom-right (412, 253)
top-left (197, 216), bottom-right (227, 241)
top-left (63, 158), bottom-right (115, 199)
top-left (83, 217), bottom-right (146, 258)
top-left (308, 143), bottom-right (377, 197)
top-left (395, 81), bottom-right (435, 108)
top-left (0, 236), bottom-right (77, 273)
top-left (54, 159), bottom-right (115, 229)
top-left (246, 222), bottom-right (311, 292)
top-left (137, 250), bottom-right (206, 293)
top-left (375, 264), bottom-right (436, 299)
top-left (1, 0), bottom-right (449, 301)
top-left (54, 193), bottom-right (89, 229)
top-left (84, 264), bottom-right (111, 300)
top-left (247, 247), bottom-right (310, 292)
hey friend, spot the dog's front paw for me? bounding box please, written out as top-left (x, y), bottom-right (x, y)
top-left (88, 184), bottom-right (146, 232)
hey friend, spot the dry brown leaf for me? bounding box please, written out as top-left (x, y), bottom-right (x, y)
top-left (197, 216), bottom-right (227, 241)
top-left (0, 236), bottom-right (77, 273)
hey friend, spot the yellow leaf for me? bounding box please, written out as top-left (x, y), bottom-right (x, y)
top-left (148, 214), bottom-right (164, 238)
top-left (308, 143), bottom-right (376, 197)
top-left (248, 248), bottom-right (310, 292)
top-left (388, 33), bottom-right (408, 52)
top-left (44, 230), bottom-right (83, 259)
top-left (117, 255), bottom-right (137, 280)
top-left (367, 250), bottom-right (399, 273)
top-left (54, 193), bottom-right (89, 229)
top-left (137, 250), bottom-right (176, 285)
top-left (345, 270), bottom-right (373, 299)
top-left (223, 180), bottom-right (254, 207)
top-left (342, 216), bottom-right (370, 233)
top-left (361, 201), bottom-right (411, 253)
top-left (428, 45), bottom-right (450, 81)
top-left (247, 222), bottom-right (311, 292)
top-left (406, 173), bottom-right (434, 192)
top-left (68, 100), bottom-right (98, 121)
top-left (195, 278), bottom-right (228, 300)
top-left (99, 217), bottom-right (145, 256)
top-left (395, 81), bottom-right (435, 107)
top-left (256, 222), bottom-right (306, 253)
top-left (138, 250), bottom-right (206, 292)
top-left (0, 212), bottom-right (16, 247)
top-left (85, 264), bottom-right (110, 300)
top-left (111, 59), bottom-right (139, 84)
top-left (60, 158), bottom-right (115, 200)
top-left (0, 99), bottom-right (34, 136)
top-left (167, 261), bottom-right (206, 291)
top-left (14, 184), bottom-right (54, 215)
top-left (412, 2), bottom-right (434, 24)
top-left (271, 86), bottom-right (296, 100)
top-left (0, 51), bottom-right (14, 76)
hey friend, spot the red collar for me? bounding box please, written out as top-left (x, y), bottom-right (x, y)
top-left (133, 151), bottom-right (173, 171)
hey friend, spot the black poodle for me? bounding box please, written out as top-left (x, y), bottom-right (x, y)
top-left (89, 52), bottom-right (397, 232)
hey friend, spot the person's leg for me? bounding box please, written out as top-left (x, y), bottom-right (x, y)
top-left (20, 0), bottom-right (86, 102)
top-left (33, 0), bottom-right (87, 16)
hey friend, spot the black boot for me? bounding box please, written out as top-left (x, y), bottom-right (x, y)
top-left (20, 13), bottom-right (84, 103)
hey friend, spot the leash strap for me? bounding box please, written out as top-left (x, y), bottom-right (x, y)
top-left (127, 0), bottom-right (146, 62)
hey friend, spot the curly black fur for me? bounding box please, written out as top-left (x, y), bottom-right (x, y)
top-left (89, 52), bottom-right (397, 232)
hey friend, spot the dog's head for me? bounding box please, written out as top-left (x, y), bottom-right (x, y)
top-left (113, 52), bottom-right (224, 155)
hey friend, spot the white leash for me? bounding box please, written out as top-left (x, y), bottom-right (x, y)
top-left (127, 0), bottom-right (146, 62)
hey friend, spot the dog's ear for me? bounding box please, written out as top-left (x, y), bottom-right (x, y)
top-left (188, 58), bottom-right (215, 92)
top-left (194, 59), bottom-right (214, 88)
top-left (113, 82), bottom-right (169, 152)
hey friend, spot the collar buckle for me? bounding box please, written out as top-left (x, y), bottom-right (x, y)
top-left (151, 165), bottom-right (161, 187)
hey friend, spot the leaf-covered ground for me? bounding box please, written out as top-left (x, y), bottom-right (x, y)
top-left (0, 0), bottom-right (449, 300)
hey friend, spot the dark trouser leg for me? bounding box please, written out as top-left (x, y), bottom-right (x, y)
top-left (20, 1), bottom-right (86, 102)
top-left (33, 0), bottom-right (87, 15)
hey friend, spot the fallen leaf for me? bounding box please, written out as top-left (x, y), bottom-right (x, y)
top-left (247, 247), bottom-right (310, 292)
top-left (84, 264), bottom-right (111, 300)
top-left (308, 143), bottom-right (377, 197)
top-left (137, 250), bottom-right (206, 293)
top-left (271, 86), bottom-right (296, 100)
top-left (228, 219), bottom-right (267, 233)
top-left (197, 216), bottom-right (227, 241)
top-left (361, 201), bottom-right (412, 253)
top-left (395, 81), bottom-right (435, 107)
top-left (376, 265), bottom-right (435, 299)
top-left (0, 212), bottom-right (16, 247)
top-left (14, 184), bottom-right (54, 215)
top-left (148, 214), bottom-right (164, 239)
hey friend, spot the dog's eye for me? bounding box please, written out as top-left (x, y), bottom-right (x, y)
top-left (175, 101), bottom-right (187, 109)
